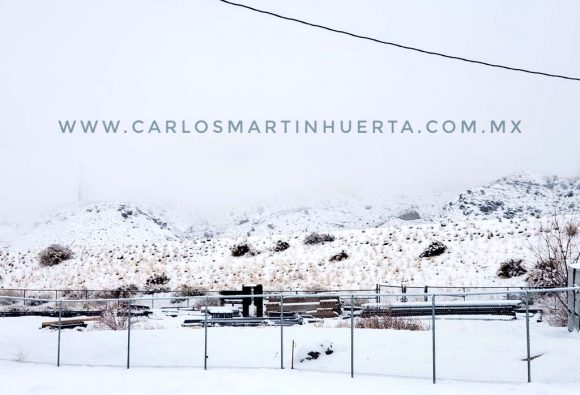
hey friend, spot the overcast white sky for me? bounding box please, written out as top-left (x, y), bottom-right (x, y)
top-left (0, 0), bottom-right (579, 221)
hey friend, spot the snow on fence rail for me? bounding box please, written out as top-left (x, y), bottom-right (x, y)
top-left (0, 288), bottom-right (579, 384)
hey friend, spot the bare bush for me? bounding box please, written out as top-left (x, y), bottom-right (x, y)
top-left (526, 213), bottom-right (579, 326)
top-left (38, 244), bottom-right (74, 267)
top-left (356, 316), bottom-right (427, 331)
top-left (98, 302), bottom-right (128, 330)
top-left (527, 214), bottom-right (579, 288)
top-left (338, 315), bottom-right (427, 331)
top-left (497, 258), bottom-right (527, 278)
top-left (539, 292), bottom-right (569, 327)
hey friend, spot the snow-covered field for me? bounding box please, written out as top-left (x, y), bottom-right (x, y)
top-left (1, 313), bottom-right (579, 381)
top-left (3, 362), bottom-right (578, 395)
top-left (0, 312), bottom-right (579, 394)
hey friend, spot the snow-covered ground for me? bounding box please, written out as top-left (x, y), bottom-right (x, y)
top-left (3, 362), bottom-right (578, 395)
top-left (0, 313), bottom-right (579, 385)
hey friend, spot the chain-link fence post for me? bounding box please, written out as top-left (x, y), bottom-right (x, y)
top-left (57, 300), bottom-right (62, 367)
top-left (127, 298), bottom-right (131, 369)
top-left (350, 294), bottom-right (354, 378)
top-left (431, 294), bottom-right (436, 384)
top-left (204, 296), bottom-right (208, 370)
top-left (280, 294), bottom-right (284, 369)
top-left (525, 291), bottom-right (531, 382)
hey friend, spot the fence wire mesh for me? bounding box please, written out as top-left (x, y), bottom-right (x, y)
top-left (0, 288), bottom-right (579, 384)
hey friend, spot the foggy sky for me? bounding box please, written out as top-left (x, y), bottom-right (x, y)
top-left (1, 0), bottom-right (579, 221)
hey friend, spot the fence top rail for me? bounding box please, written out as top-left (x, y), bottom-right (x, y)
top-left (0, 287), bottom-right (376, 293)
top-left (377, 284), bottom-right (541, 290)
top-left (0, 284), bottom-right (547, 294)
top-left (0, 286), bottom-right (578, 304)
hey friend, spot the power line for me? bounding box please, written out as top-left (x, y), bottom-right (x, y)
top-left (218, 0), bottom-right (580, 82)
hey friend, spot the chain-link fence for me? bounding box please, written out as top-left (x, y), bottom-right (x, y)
top-left (0, 288), bottom-right (579, 383)
top-left (376, 284), bottom-right (538, 302)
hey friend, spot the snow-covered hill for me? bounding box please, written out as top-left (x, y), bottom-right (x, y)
top-left (199, 194), bottom-right (449, 239)
top-left (186, 172), bottom-right (580, 239)
top-left (443, 173), bottom-right (580, 220)
top-left (0, 173), bottom-right (578, 291)
top-left (0, 173), bottom-right (577, 251)
top-left (0, 203), bottom-right (183, 250)
top-left (0, 216), bottom-right (540, 291)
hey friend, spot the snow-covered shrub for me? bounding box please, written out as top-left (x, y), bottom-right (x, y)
top-left (304, 283), bottom-right (328, 293)
top-left (230, 243), bottom-right (259, 257)
top-left (329, 250), bottom-right (348, 262)
top-left (304, 232), bottom-right (335, 245)
top-left (38, 244), bottom-right (74, 266)
top-left (0, 289), bottom-right (20, 305)
top-left (397, 210), bottom-right (421, 221)
top-left (61, 288), bottom-right (88, 300)
top-left (230, 243), bottom-right (250, 257)
top-left (272, 240), bottom-right (290, 252)
top-left (193, 297), bottom-right (221, 309)
top-left (497, 258), bottom-right (527, 278)
top-left (419, 241), bottom-right (447, 258)
top-left (111, 284), bottom-right (139, 299)
top-left (175, 284), bottom-right (206, 297)
top-left (144, 273), bottom-right (171, 293)
top-left (171, 284), bottom-right (207, 303)
top-left (26, 293), bottom-right (51, 306)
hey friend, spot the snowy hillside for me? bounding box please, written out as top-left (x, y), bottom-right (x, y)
top-left (1, 173), bottom-right (577, 250)
top-left (0, 203), bottom-right (183, 250)
top-left (0, 173), bottom-right (578, 291)
top-left (199, 193), bottom-right (449, 239)
top-left (0, 216), bottom-right (540, 291)
top-left (444, 173), bottom-right (580, 220)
